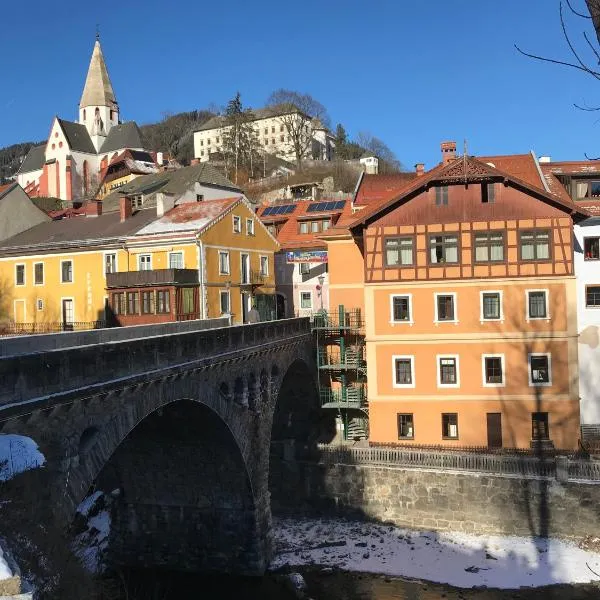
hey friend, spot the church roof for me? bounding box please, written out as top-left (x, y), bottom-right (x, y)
top-left (57, 119), bottom-right (96, 154)
top-left (18, 144), bottom-right (46, 174)
top-left (80, 40), bottom-right (117, 109)
top-left (99, 122), bottom-right (144, 154)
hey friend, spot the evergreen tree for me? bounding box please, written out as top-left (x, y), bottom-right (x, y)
top-left (334, 123), bottom-right (347, 148)
top-left (221, 92), bottom-right (259, 183)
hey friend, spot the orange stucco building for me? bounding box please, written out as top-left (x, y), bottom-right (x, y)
top-left (322, 145), bottom-right (590, 450)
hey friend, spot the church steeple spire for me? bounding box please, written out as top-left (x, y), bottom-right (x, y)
top-left (79, 36), bottom-right (119, 149)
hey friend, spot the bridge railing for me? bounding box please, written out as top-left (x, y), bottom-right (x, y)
top-left (312, 444), bottom-right (600, 483)
top-left (0, 318), bottom-right (312, 411)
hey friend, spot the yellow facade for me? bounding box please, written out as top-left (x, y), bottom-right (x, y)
top-left (98, 173), bottom-right (141, 199)
top-left (0, 198), bottom-right (278, 327)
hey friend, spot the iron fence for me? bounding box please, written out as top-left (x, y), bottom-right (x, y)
top-left (0, 321), bottom-right (107, 336)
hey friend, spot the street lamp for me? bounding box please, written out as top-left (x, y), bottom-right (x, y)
top-left (317, 275), bottom-right (325, 311)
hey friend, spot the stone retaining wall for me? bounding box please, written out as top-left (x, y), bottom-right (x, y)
top-left (270, 457), bottom-right (600, 539)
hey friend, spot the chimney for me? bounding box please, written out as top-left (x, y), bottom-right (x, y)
top-left (119, 196), bottom-right (132, 222)
top-left (539, 155), bottom-right (551, 163)
top-left (156, 151), bottom-right (164, 166)
top-left (190, 158), bottom-right (200, 166)
top-left (415, 163), bottom-right (425, 176)
top-left (86, 200), bottom-right (103, 217)
top-left (441, 141), bottom-right (457, 165)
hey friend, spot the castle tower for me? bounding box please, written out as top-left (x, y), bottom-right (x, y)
top-left (79, 36), bottom-right (119, 151)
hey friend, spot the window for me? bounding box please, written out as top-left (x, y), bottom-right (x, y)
top-left (233, 215), bottom-right (242, 233)
top-left (246, 218), bottom-right (255, 236)
top-left (37, 299), bottom-right (44, 311)
top-left (397, 414), bottom-right (414, 439)
top-left (300, 291), bottom-right (312, 309)
top-left (219, 251), bottom-right (230, 275)
top-left (385, 237), bottom-right (414, 266)
top-left (393, 356), bottom-right (415, 387)
top-left (442, 413), bottom-right (459, 439)
top-left (299, 222), bottom-right (309, 234)
top-left (586, 285), bottom-right (600, 308)
top-left (181, 288), bottom-right (195, 314)
top-left (391, 295), bottom-right (412, 323)
top-left (322, 220), bottom-right (331, 231)
top-left (474, 232), bottom-right (504, 262)
top-left (481, 291), bottom-right (502, 320)
top-left (61, 260), bottom-right (73, 283)
top-left (520, 230), bottom-right (550, 261)
top-left (482, 183), bottom-right (495, 203)
top-left (532, 412), bottom-right (550, 440)
top-left (169, 252), bottom-right (184, 269)
top-left (200, 140), bottom-right (204, 146)
top-left (126, 292), bottom-right (138, 315)
top-left (483, 355), bottom-right (504, 386)
top-left (311, 221), bottom-right (320, 233)
top-left (105, 253), bottom-right (117, 274)
top-left (435, 186), bottom-right (448, 206)
top-left (112, 292), bottom-right (125, 315)
top-left (207, 138), bottom-right (211, 145)
top-left (435, 293), bottom-right (456, 322)
top-left (527, 290), bottom-right (548, 320)
top-left (528, 353), bottom-right (551, 386)
top-left (141, 291), bottom-right (154, 314)
top-left (280, 124), bottom-right (284, 132)
top-left (260, 256), bottom-right (269, 276)
top-left (216, 137), bottom-right (220, 144)
top-left (271, 126), bottom-right (275, 133)
top-left (573, 179), bottom-right (600, 199)
top-left (138, 255), bottom-right (151, 271)
top-left (220, 290), bottom-right (230, 314)
top-left (299, 263), bottom-right (310, 275)
top-left (196, 194), bottom-right (204, 202)
top-left (156, 290), bottom-right (170, 314)
top-left (429, 235), bottom-right (458, 264)
top-left (264, 127), bottom-right (268, 135)
top-left (584, 237), bottom-right (600, 260)
top-left (34, 262), bottom-right (44, 285)
top-left (438, 355), bottom-right (459, 387)
top-left (201, 150), bottom-right (205, 156)
top-left (15, 264), bottom-right (25, 286)
top-left (272, 138), bottom-right (275, 145)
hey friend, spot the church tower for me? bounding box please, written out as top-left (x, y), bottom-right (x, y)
top-left (79, 35), bottom-right (119, 152)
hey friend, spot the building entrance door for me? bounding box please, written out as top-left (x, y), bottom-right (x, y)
top-left (487, 413), bottom-right (503, 448)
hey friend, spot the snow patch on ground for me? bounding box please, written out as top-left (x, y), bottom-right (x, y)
top-left (271, 517), bottom-right (600, 589)
top-left (0, 435), bottom-right (45, 481)
top-left (73, 492), bottom-right (111, 573)
top-left (0, 544), bottom-right (13, 581)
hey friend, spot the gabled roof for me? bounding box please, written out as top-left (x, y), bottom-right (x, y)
top-left (354, 172), bottom-right (418, 207)
top-left (341, 156), bottom-right (590, 234)
top-left (99, 122), bottom-right (144, 154)
top-left (80, 39), bottom-right (117, 109)
top-left (18, 145), bottom-right (46, 174)
top-left (57, 119), bottom-right (96, 154)
top-left (476, 153), bottom-right (544, 189)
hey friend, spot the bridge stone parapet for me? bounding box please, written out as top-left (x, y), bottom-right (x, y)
top-left (0, 318), bottom-right (318, 575)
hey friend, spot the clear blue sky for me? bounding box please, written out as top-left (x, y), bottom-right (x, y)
top-left (1, 0), bottom-right (598, 168)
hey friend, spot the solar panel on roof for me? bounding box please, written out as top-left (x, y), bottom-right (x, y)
top-left (306, 200), bottom-right (346, 213)
top-left (263, 204), bottom-right (296, 217)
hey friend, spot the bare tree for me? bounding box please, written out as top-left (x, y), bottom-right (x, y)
top-left (266, 89), bottom-right (329, 169)
top-left (356, 131), bottom-right (403, 173)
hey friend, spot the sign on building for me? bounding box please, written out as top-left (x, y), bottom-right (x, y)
top-left (286, 250), bottom-right (328, 263)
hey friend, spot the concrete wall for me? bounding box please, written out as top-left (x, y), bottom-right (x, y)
top-left (270, 456), bottom-right (600, 540)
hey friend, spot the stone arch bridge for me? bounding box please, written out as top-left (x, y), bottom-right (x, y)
top-left (0, 318), bottom-right (318, 574)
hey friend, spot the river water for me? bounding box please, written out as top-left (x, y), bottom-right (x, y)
top-left (112, 568), bottom-right (600, 600)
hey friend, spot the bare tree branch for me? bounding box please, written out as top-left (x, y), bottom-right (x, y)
top-left (514, 43), bottom-right (600, 77)
top-left (566, 0), bottom-right (592, 18)
top-left (559, 1), bottom-right (600, 79)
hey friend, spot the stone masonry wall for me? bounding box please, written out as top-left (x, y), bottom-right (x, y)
top-left (270, 457), bottom-right (600, 540)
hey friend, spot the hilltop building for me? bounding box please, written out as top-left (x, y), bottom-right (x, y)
top-left (17, 37), bottom-right (152, 203)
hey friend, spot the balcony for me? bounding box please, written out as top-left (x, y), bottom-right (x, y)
top-left (311, 308), bottom-right (363, 330)
top-left (320, 386), bottom-right (367, 410)
top-left (106, 269), bottom-right (199, 289)
top-left (240, 269), bottom-right (266, 288)
top-left (318, 347), bottom-right (365, 370)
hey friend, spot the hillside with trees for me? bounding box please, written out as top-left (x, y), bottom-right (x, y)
top-left (0, 142), bottom-right (43, 184)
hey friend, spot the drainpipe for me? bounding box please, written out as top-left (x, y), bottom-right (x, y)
top-left (197, 239), bottom-right (207, 319)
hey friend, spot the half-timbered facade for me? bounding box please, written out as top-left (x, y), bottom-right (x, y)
top-left (323, 152), bottom-right (589, 450)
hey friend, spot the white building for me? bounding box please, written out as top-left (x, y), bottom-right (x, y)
top-left (17, 36), bottom-right (150, 203)
top-left (194, 107), bottom-right (335, 165)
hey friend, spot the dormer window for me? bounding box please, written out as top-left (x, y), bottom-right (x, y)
top-left (574, 180), bottom-right (600, 200)
top-left (435, 186), bottom-right (448, 206)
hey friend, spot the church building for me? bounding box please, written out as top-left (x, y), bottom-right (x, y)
top-left (17, 37), bottom-right (149, 203)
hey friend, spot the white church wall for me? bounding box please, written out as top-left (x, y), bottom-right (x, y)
top-left (17, 168), bottom-right (43, 190)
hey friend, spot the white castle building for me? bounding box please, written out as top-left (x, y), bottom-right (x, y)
top-left (17, 36), bottom-right (148, 202)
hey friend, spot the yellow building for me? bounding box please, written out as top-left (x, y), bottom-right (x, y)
top-left (0, 194), bottom-right (278, 330)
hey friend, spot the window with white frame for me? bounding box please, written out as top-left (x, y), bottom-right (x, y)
top-left (138, 254), bottom-right (152, 271)
top-left (169, 252), bottom-right (184, 269)
top-left (435, 293), bottom-right (457, 322)
top-left (260, 256), bottom-right (269, 276)
top-left (34, 262), bottom-right (44, 285)
top-left (61, 260), bottom-right (73, 283)
top-left (529, 354), bottom-right (551, 386)
top-left (300, 291), bottom-right (312, 309)
top-left (526, 290), bottom-right (548, 320)
top-left (246, 218), bottom-right (255, 236)
top-left (299, 263), bottom-right (310, 275)
top-left (15, 264), bottom-right (25, 286)
top-left (390, 295), bottom-right (412, 323)
top-left (104, 253), bottom-right (117, 274)
top-left (586, 285), bottom-right (600, 308)
top-left (482, 354), bottom-right (505, 387)
top-left (393, 356), bottom-right (415, 387)
top-left (481, 291), bottom-right (502, 321)
top-left (437, 355), bottom-right (459, 387)
top-left (233, 215), bottom-right (242, 233)
top-left (219, 251), bottom-right (230, 275)
top-left (219, 290), bottom-right (230, 314)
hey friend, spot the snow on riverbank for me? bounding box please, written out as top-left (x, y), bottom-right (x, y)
top-left (0, 434), bottom-right (45, 481)
top-left (0, 545), bottom-right (13, 581)
top-left (73, 491), bottom-right (112, 573)
top-left (271, 517), bottom-right (600, 589)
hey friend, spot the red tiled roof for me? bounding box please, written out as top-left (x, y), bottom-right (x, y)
top-left (476, 153), bottom-right (544, 189)
top-left (0, 183), bottom-right (13, 195)
top-left (257, 199), bottom-right (348, 250)
top-left (541, 160), bottom-right (600, 175)
top-left (354, 173), bottom-right (417, 206)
